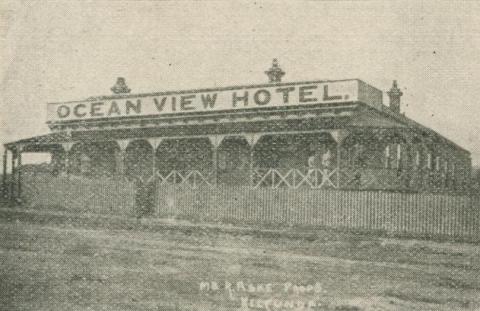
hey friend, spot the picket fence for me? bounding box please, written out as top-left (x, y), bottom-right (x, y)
top-left (156, 184), bottom-right (480, 240)
top-left (11, 174), bottom-right (480, 241)
top-left (20, 173), bottom-right (135, 215)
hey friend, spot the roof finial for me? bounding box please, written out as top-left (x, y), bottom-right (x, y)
top-left (265, 58), bottom-right (285, 83)
top-left (111, 77), bottom-right (131, 94)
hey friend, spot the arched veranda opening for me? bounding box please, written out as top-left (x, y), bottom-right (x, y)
top-left (69, 141), bottom-right (118, 178)
top-left (217, 136), bottom-right (251, 186)
top-left (252, 132), bottom-right (338, 188)
top-left (155, 137), bottom-right (214, 185)
top-left (253, 132), bottom-right (338, 169)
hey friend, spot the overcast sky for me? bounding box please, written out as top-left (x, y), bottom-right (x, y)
top-left (1, 0), bottom-right (480, 167)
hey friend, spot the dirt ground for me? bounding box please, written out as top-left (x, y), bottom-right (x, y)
top-left (0, 205), bottom-right (479, 311)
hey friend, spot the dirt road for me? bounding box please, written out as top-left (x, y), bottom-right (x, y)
top-left (0, 207), bottom-right (479, 310)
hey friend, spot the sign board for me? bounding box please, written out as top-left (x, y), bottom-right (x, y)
top-left (46, 79), bottom-right (383, 123)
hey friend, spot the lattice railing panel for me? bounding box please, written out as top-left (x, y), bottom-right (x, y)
top-left (253, 168), bottom-right (339, 189)
top-left (156, 170), bottom-right (214, 189)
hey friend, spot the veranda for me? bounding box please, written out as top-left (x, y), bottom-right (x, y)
top-left (3, 127), bottom-right (470, 200)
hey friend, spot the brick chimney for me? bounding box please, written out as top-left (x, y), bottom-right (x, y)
top-left (387, 80), bottom-right (403, 114)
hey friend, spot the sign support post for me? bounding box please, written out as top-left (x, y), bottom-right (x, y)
top-left (2, 149), bottom-right (7, 198)
top-left (10, 150), bottom-right (16, 201)
top-left (16, 145), bottom-right (23, 200)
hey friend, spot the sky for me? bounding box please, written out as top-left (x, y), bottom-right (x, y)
top-left (1, 0), bottom-right (480, 168)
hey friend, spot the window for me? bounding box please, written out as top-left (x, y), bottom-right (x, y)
top-left (415, 150), bottom-right (421, 168)
top-left (435, 156), bottom-right (440, 171)
top-left (395, 144), bottom-right (401, 169)
top-left (384, 145), bottom-right (391, 169)
top-left (426, 153), bottom-right (432, 170)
